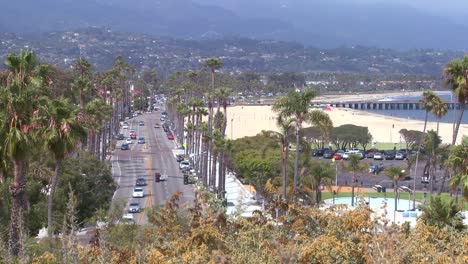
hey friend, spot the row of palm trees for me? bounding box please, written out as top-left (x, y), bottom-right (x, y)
top-left (0, 50), bottom-right (137, 256)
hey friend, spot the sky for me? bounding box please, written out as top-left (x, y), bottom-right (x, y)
top-left (358, 0), bottom-right (468, 14)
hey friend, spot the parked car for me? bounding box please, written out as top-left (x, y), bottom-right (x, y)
top-left (132, 187), bottom-right (144, 198)
top-left (312, 149), bottom-right (326, 157)
top-left (384, 151), bottom-right (396, 160)
top-left (366, 149), bottom-right (378, 159)
top-left (121, 143), bottom-right (130, 150)
top-left (323, 150), bottom-right (334, 159)
top-left (125, 138), bottom-right (133, 144)
top-left (369, 164), bottom-right (385, 174)
top-left (179, 160), bottom-right (190, 170)
top-left (137, 137), bottom-right (145, 144)
top-left (128, 202), bottom-right (141, 213)
top-left (395, 152), bottom-right (406, 160)
top-left (135, 178), bottom-right (146, 186)
top-left (373, 152), bottom-right (383, 160)
top-left (332, 153), bottom-right (343, 160)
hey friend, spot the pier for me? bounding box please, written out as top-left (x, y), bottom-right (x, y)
top-left (313, 101), bottom-right (466, 110)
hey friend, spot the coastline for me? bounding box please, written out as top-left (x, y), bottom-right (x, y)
top-left (312, 90), bottom-right (452, 103)
top-left (225, 105), bottom-right (467, 144)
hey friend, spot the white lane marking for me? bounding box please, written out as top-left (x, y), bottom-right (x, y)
top-left (112, 155), bottom-right (122, 199)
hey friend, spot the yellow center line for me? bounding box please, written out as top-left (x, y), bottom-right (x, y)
top-left (136, 116), bottom-right (154, 225)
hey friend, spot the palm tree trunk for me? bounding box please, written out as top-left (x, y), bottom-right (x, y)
top-left (8, 159), bottom-right (25, 257)
top-left (452, 104), bottom-right (465, 144)
top-left (351, 173), bottom-right (356, 206)
top-left (282, 146), bottom-right (288, 200)
top-left (412, 110), bottom-right (429, 209)
top-left (211, 150), bottom-right (218, 188)
top-left (394, 180), bottom-right (398, 212)
top-left (47, 159), bottom-right (62, 237)
top-left (293, 123), bottom-right (301, 193)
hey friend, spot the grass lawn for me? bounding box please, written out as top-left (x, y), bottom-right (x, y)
top-left (358, 142), bottom-right (407, 151)
top-left (321, 191), bottom-right (468, 210)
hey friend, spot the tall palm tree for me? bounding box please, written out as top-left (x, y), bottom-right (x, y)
top-left (446, 137), bottom-right (468, 202)
top-left (299, 160), bottom-right (334, 207)
top-left (383, 166), bottom-right (406, 212)
top-left (412, 91), bottom-right (436, 209)
top-left (430, 95), bottom-right (448, 135)
top-left (1, 50), bottom-right (46, 256)
top-left (42, 98), bottom-right (87, 237)
top-left (444, 56), bottom-right (468, 144)
top-left (272, 89), bottom-right (319, 194)
top-left (340, 154), bottom-right (367, 206)
top-left (261, 115), bottom-right (295, 200)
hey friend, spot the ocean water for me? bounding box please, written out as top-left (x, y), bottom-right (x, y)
top-left (365, 92), bottom-right (468, 124)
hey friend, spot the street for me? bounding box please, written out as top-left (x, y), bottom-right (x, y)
top-left (111, 109), bottom-right (194, 225)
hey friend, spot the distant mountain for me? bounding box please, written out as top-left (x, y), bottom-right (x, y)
top-left (1, 0), bottom-right (468, 50)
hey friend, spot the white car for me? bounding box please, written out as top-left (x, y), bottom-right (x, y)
top-left (179, 160), bottom-right (190, 170)
top-left (125, 138), bottom-right (133, 144)
top-left (132, 187), bottom-right (144, 198)
top-left (122, 124), bottom-right (129, 129)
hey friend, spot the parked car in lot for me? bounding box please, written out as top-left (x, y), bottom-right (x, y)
top-left (132, 187), bottom-right (144, 198)
top-left (395, 152), bottom-right (406, 160)
top-left (332, 153), bottom-right (343, 160)
top-left (373, 152), bottom-right (383, 160)
top-left (135, 178), bottom-right (146, 186)
top-left (121, 143), bottom-right (130, 150)
top-left (323, 150), bottom-right (334, 159)
top-left (128, 202), bottom-right (141, 213)
top-left (369, 164), bottom-right (385, 174)
top-left (312, 148), bottom-right (326, 157)
top-left (137, 137), bottom-right (145, 144)
top-left (384, 151), bottom-right (396, 160)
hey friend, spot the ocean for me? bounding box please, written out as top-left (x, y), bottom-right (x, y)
top-left (364, 92), bottom-right (468, 125)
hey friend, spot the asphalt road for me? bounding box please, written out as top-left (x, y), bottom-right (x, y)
top-left (112, 109), bottom-right (194, 225)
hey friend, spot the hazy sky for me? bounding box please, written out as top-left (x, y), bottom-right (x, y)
top-left (357, 0), bottom-right (468, 14)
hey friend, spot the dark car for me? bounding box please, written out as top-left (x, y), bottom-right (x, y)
top-left (176, 154), bottom-right (185, 162)
top-left (369, 164), bottom-right (385, 174)
top-left (120, 143), bottom-right (129, 150)
top-left (312, 149), bottom-right (326, 157)
top-left (135, 177), bottom-right (146, 186)
top-left (384, 151), bottom-right (396, 160)
top-left (323, 150), bottom-right (334, 159)
top-left (163, 126), bottom-right (169, 132)
top-left (366, 149), bottom-right (378, 159)
top-left (117, 133), bottom-right (125, 140)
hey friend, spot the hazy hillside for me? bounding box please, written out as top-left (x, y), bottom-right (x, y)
top-left (1, 0), bottom-right (468, 50)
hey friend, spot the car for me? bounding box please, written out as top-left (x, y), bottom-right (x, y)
top-left (120, 214), bottom-right (135, 225)
top-left (167, 134), bottom-right (174, 140)
top-left (137, 137), bottom-right (145, 144)
top-left (323, 150), bottom-right (334, 159)
top-left (117, 133), bottom-right (125, 140)
top-left (342, 151), bottom-right (350, 160)
top-left (176, 154), bottom-right (185, 162)
top-left (395, 152), bottom-right (406, 160)
top-left (384, 151), bottom-right (396, 160)
top-left (373, 152), bottom-right (383, 160)
top-left (155, 172), bottom-right (168, 182)
top-left (369, 164), bottom-right (385, 174)
top-left (121, 143), bottom-right (130, 150)
top-left (122, 123), bottom-right (129, 129)
top-left (130, 133), bottom-right (137, 139)
top-left (125, 138), bottom-right (133, 144)
top-left (132, 113), bottom-right (138, 117)
top-left (128, 202), bottom-right (141, 213)
top-left (139, 121), bottom-right (144, 126)
top-left (179, 160), bottom-right (190, 170)
top-left (135, 178), bottom-right (146, 186)
top-left (160, 117), bottom-right (165, 122)
top-left (332, 153), bottom-right (343, 160)
top-left (154, 123), bottom-right (160, 128)
top-left (163, 126), bottom-right (169, 132)
top-left (312, 149), bottom-right (326, 157)
top-left (132, 187), bottom-right (144, 198)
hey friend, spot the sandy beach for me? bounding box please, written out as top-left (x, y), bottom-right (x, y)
top-left (225, 105), bottom-right (467, 144)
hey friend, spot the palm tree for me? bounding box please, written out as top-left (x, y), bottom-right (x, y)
top-left (272, 89), bottom-right (319, 194)
top-left (299, 160), bottom-right (334, 207)
top-left (1, 50), bottom-right (46, 256)
top-left (412, 91), bottom-right (436, 209)
top-left (430, 95), bottom-right (448, 135)
top-left (261, 115), bottom-right (295, 200)
top-left (383, 166), bottom-right (407, 212)
top-left (42, 98), bottom-right (87, 237)
top-left (444, 56), bottom-right (468, 145)
top-left (446, 137), bottom-right (468, 202)
top-left (340, 154), bottom-right (368, 206)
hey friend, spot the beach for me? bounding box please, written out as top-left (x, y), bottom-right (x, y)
top-left (225, 105), bottom-right (467, 144)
